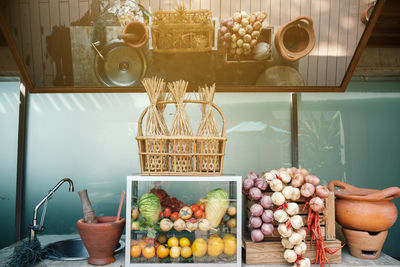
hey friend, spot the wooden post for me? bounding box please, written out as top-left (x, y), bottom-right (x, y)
top-left (325, 191), bottom-right (336, 240)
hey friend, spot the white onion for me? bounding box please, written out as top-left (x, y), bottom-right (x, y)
top-left (272, 192), bottom-right (286, 206)
top-left (282, 186), bottom-right (294, 200)
top-left (296, 229), bottom-right (307, 240)
top-left (279, 171), bottom-right (292, 183)
top-left (274, 209), bottom-right (289, 223)
top-left (284, 249), bottom-right (297, 263)
top-left (263, 172), bottom-right (275, 182)
top-left (305, 175), bottom-right (320, 186)
top-left (298, 258), bottom-right (311, 267)
top-left (294, 242), bottom-right (307, 255)
top-left (290, 215), bottom-right (304, 230)
top-left (270, 178), bottom-right (283, 192)
top-left (310, 196), bottom-right (324, 212)
top-left (316, 185), bottom-right (330, 199)
top-left (291, 188), bottom-right (301, 201)
top-left (289, 232), bottom-right (302, 245)
top-left (286, 202), bottom-right (299, 216)
top-left (281, 238), bottom-right (294, 249)
top-left (278, 223), bottom-right (293, 238)
top-left (301, 183), bottom-right (315, 198)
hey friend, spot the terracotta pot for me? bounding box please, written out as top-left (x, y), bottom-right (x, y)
top-left (274, 16), bottom-right (316, 61)
top-left (120, 21), bottom-right (149, 49)
top-left (328, 180), bottom-right (400, 232)
top-left (77, 216), bottom-right (126, 265)
top-left (342, 228), bottom-right (388, 259)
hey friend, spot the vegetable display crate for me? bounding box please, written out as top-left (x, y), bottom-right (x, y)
top-left (224, 26), bottom-right (274, 63)
top-left (243, 191), bottom-right (342, 264)
top-left (243, 236), bottom-right (342, 264)
top-left (126, 176), bottom-right (242, 267)
top-left (245, 192), bottom-right (336, 241)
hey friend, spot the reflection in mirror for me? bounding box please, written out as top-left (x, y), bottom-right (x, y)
top-left (2, 0), bottom-right (376, 89)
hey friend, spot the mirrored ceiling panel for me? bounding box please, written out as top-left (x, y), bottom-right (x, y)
top-left (2, 0), bottom-right (377, 90)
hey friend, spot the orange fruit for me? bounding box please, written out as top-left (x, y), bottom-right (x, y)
top-left (156, 245), bottom-right (169, 259)
top-left (181, 246), bottom-right (192, 258)
top-left (130, 245), bottom-right (141, 258)
top-left (142, 246), bottom-right (155, 259)
top-left (179, 237), bottom-right (190, 247)
top-left (167, 237), bottom-right (179, 247)
top-left (169, 246), bottom-right (181, 258)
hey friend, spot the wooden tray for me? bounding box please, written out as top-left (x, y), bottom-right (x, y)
top-left (243, 233), bottom-right (342, 265)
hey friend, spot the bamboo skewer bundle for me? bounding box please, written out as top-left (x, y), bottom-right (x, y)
top-left (196, 84), bottom-right (220, 172)
top-left (142, 77), bottom-right (169, 172)
top-left (168, 80), bottom-right (193, 172)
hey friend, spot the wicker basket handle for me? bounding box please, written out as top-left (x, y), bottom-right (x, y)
top-left (137, 99), bottom-right (226, 137)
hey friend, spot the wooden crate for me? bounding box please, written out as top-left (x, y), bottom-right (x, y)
top-left (243, 234), bottom-right (342, 265)
top-left (244, 191), bottom-right (336, 241)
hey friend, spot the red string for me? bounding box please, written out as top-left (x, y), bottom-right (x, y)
top-left (295, 255), bottom-right (304, 265)
top-left (275, 202), bottom-right (288, 211)
top-left (275, 174), bottom-right (283, 182)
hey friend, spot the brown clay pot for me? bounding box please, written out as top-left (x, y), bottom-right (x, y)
top-left (120, 21), bottom-right (149, 49)
top-left (328, 180), bottom-right (400, 232)
top-left (342, 228), bottom-right (388, 260)
top-left (274, 16), bottom-right (316, 61)
top-left (77, 216), bottom-right (126, 265)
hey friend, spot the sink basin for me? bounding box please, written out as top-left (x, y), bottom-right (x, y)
top-left (45, 238), bottom-right (125, 261)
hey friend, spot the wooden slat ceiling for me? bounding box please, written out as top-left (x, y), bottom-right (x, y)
top-left (367, 0), bottom-right (400, 47)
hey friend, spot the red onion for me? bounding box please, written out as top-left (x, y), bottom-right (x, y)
top-left (226, 18), bottom-right (234, 29)
top-left (305, 175), bottom-right (320, 186)
top-left (251, 229), bottom-right (264, 242)
top-left (261, 223), bottom-right (274, 235)
top-left (299, 168), bottom-right (309, 177)
top-left (310, 197), bottom-right (324, 212)
top-left (249, 187), bottom-right (262, 200)
top-left (223, 32), bottom-right (232, 41)
top-left (242, 187), bottom-right (248, 196)
top-left (316, 185), bottom-right (330, 199)
top-left (291, 173), bottom-right (305, 188)
top-left (260, 195), bottom-right (272, 209)
top-left (249, 216), bottom-right (262, 229)
top-left (250, 203), bottom-right (263, 217)
top-left (247, 171), bottom-right (259, 180)
top-left (243, 178), bottom-right (254, 190)
top-left (261, 209), bottom-right (273, 223)
top-left (255, 178), bottom-right (268, 191)
top-left (300, 183), bottom-right (315, 198)
top-left (220, 26), bottom-right (228, 34)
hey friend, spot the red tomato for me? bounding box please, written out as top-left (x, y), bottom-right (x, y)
top-left (201, 212), bottom-right (206, 218)
top-left (194, 209), bottom-right (203, 218)
top-left (191, 204), bottom-right (199, 213)
top-left (163, 208), bottom-right (172, 218)
top-left (200, 204), bottom-right (206, 211)
top-left (155, 241), bottom-right (160, 249)
top-left (170, 211), bottom-right (179, 221)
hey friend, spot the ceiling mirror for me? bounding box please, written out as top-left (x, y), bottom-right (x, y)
top-left (0, 0), bottom-right (383, 92)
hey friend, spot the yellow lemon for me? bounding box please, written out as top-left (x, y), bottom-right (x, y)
top-left (181, 246), bottom-right (192, 258)
top-left (223, 234), bottom-right (237, 255)
top-left (208, 235), bottom-right (224, 257)
top-left (179, 237), bottom-right (191, 247)
top-left (167, 237), bottom-right (179, 248)
top-left (192, 238), bottom-right (207, 257)
top-left (169, 246), bottom-right (181, 258)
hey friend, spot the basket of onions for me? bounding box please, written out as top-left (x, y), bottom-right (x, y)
top-left (219, 11), bottom-right (272, 62)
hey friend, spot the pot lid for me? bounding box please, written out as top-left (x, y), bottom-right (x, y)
top-left (95, 42), bottom-right (146, 87)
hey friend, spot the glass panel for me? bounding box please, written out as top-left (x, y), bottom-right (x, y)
top-left (298, 84), bottom-right (400, 257)
top-left (127, 176), bottom-right (240, 265)
top-left (23, 92), bottom-right (290, 238)
top-left (2, 0), bottom-right (377, 89)
top-left (0, 79), bottom-right (20, 248)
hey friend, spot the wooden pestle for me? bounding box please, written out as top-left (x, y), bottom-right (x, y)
top-left (78, 189), bottom-right (98, 223)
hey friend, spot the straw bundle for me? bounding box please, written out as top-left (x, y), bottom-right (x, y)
top-left (196, 84), bottom-right (220, 172)
top-left (168, 80), bottom-right (193, 172)
top-left (142, 77), bottom-right (169, 172)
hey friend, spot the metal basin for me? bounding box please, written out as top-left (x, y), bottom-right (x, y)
top-left (45, 238), bottom-right (125, 261)
top-left (94, 40), bottom-right (147, 87)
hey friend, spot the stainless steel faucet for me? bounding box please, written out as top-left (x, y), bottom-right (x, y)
top-left (29, 178), bottom-right (74, 241)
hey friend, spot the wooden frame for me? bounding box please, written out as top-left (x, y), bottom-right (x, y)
top-left (0, 0), bottom-right (386, 93)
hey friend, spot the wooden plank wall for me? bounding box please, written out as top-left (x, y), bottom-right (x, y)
top-left (9, 0), bottom-right (372, 87)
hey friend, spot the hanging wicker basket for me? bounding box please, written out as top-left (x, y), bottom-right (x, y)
top-left (136, 99), bottom-right (226, 176)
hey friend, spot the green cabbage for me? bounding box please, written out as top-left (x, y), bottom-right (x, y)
top-left (139, 193), bottom-right (161, 224)
top-left (205, 189), bottom-right (229, 227)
